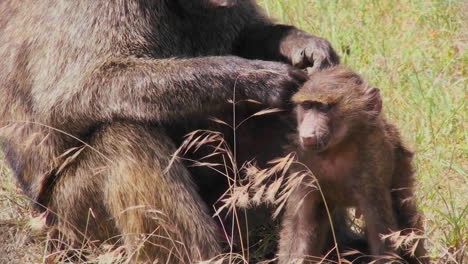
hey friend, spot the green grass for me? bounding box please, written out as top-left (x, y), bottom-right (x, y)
top-left (260, 0), bottom-right (467, 261)
top-left (0, 0), bottom-right (466, 263)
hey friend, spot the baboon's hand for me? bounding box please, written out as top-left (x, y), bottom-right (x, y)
top-left (283, 31), bottom-right (340, 70)
top-left (230, 58), bottom-right (308, 108)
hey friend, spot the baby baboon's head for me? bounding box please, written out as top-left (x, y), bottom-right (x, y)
top-left (292, 66), bottom-right (382, 152)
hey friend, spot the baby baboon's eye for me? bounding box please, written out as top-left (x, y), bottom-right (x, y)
top-left (300, 101), bottom-right (333, 111)
top-left (300, 101), bottom-right (314, 110)
top-left (318, 103), bottom-right (333, 112)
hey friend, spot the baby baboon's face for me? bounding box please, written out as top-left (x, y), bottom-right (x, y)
top-left (295, 100), bottom-right (335, 152)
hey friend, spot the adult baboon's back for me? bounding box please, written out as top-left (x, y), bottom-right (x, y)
top-left (0, 0), bottom-right (338, 262)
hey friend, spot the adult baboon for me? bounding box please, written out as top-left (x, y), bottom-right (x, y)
top-left (278, 66), bottom-right (428, 264)
top-left (0, 0), bottom-right (339, 262)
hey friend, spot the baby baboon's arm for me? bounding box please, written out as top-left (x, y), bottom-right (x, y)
top-left (278, 185), bottom-right (329, 264)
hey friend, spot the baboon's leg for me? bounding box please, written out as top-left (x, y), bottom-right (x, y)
top-left (356, 181), bottom-right (397, 262)
top-left (392, 155), bottom-right (428, 263)
top-left (324, 209), bottom-right (370, 262)
top-left (278, 186), bottom-right (329, 264)
top-left (392, 188), bottom-right (427, 263)
top-left (392, 193), bottom-right (428, 264)
top-left (51, 122), bottom-right (221, 263)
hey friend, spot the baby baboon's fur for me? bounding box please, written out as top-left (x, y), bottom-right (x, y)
top-left (0, 0), bottom-right (339, 262)
top-left (278, 66), bottom-right (428, 264)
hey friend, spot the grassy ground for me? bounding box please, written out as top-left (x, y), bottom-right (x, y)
top-left (1, 0), bottom-right (466, 263)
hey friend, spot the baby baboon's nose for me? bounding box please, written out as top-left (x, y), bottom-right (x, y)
top-left (301, 136), bottom-right (318, 146)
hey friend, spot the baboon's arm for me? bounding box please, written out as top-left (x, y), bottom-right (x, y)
top-left (235, 24), bottom-right (340, 70)
top-left (44, 56), bottom-right (304, 126)
top-left (278, 188), bottom-right (328, 264)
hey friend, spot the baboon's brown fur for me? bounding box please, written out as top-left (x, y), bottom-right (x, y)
top-left (0, 0), bottom-right (341, 262)
top-left (278, 66), bottom-right (428, 264)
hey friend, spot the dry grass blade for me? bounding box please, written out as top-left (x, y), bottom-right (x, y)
top-left (166, 129), bottom-right (232, 174)
top-left (264, 177), bottom-right (283, 205)
top-left (381, 229), bottom-right (428, 258)
top-left (209, 117), bottom-right (232, 128)
top-left (244, 99), bottom-right (262, 104)
top-left (56, 146), bottom-right (86, 174)
top-left (251, 185), bottom-right (266, 206)
top-left (236, 108), bottom-right (284, 129)
top-left (272, 171), bottom-right (311, 219)
top-left (218, 152), bottom-right (314, 220)
top-left (250, 108), bottom-right (284, 117)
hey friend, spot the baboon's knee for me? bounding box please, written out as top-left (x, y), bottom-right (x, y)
top-left (45, 123), bottom-right (220, 262)
top-left (94, 123), bottom-right (221, 261)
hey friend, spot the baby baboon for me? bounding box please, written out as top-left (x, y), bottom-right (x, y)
top-left (0, 0), bottom-right (339, 262)
top-left (278, 66), bottom-right (428, 264)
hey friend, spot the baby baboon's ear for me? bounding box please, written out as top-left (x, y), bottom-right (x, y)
top-left (366, 87), bottom-right (382, 115)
